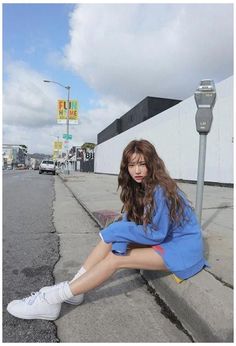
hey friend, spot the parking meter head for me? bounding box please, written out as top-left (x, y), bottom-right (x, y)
top-left (194, 79), bottom-right (216, 109)
top-left (196, 79), bottom-right (215, 92)
top-left (194, 79), bottom-right (216, 134)
top-left (195, 109), bottom-right (213, 133)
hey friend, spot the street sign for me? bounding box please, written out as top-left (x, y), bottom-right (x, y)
top-left (53, 141), bottom-right (63, 150)
top-left (64, 140), bottom-right (69, 150)
top-left (57, 100), bottom-right (79, 124)
top-left (63, 134), bottom-right (72, 140)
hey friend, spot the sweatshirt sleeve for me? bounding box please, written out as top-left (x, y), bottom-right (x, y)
top-left (100, 186), bottom-right (170, 248)
top-left (111, 242), bottom-right (128, 255)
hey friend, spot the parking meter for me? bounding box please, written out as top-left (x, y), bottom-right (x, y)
top-left (194, 80), bottom-right (216, 133)
top-left (194, 79), bottom-right (216, 223)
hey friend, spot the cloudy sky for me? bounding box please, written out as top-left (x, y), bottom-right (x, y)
top-left (2, 3), bottom-right (233, 154)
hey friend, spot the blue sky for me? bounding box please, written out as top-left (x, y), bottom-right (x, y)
top-left (3, 3), bottom-right (97, 112)
top-left (2, 3), bottom-right (233, 154)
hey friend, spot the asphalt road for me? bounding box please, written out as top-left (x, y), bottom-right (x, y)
top-left (2, 170), bottom-right (59, 342)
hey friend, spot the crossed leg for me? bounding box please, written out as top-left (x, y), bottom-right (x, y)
top-left (82, 240), bottom-right (112, 271)
top-left (70, 242), bottom-right (168, 296)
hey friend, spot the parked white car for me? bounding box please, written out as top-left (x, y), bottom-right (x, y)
top-left (39, 160), bottom-right (56, 175)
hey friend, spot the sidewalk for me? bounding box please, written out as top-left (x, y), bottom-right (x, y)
top-left (58, 171), bottom-right (233, 342)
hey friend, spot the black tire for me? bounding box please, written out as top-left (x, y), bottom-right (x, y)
top-left (39, 170), bottom-right (42, 174)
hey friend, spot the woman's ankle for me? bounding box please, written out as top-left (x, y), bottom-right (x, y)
top-left (69, 266), bottom-right (87, 283)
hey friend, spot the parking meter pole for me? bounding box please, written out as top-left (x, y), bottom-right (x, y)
top-left (195, 134), bottom-right (207, 223)
top-left (194, 79), bottom-right (216, 225)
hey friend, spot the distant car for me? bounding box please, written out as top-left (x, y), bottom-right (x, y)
top-left (39, 160), bottom-right (56, 175)
top-left (16, 164), bottom-right (26, 170)
top-left (31, 158), bottom-right (40, 170)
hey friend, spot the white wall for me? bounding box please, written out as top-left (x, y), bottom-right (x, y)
top-left (95, 76), bottom-right (233, 184)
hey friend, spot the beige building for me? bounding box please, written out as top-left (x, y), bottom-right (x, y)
top-left (2, 144), bottom-right (27, 169)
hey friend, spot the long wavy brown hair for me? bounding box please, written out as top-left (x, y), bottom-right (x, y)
top-left (118, 139), bottom-right (190, 227)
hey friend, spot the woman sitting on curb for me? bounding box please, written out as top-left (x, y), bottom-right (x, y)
top-left (7, 139), bottom-right (208, 321)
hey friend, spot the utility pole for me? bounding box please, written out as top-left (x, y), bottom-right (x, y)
top-left (43, 80), bottom-right (71, 174)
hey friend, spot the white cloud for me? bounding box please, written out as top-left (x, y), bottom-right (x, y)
top-left (3, 61), bottom-right (59, 128)
top-left (75, 97), bottom-right (130, 144)
top-left (3, 60), bottom-right (130, 153)
top-left (3, 4), bottom-right (233, 155)
top-left (64, 3), bottom-right (233, 102)
top-left (2, 124), bottom-right (58, 154)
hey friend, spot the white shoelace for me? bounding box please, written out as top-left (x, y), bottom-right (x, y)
top-left (22, 291), bottom-right (42, 305)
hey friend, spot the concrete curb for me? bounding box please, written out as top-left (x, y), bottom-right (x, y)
top-left (91, 209), bottom-right (233, 342)
top-left (58, 173), bottom-right (233, 342)
top-left (58, 173), bottom-right (103, 228)
top-left (94, 210), bottom-right (233, 342)
top-left (141, 270), bottom-right (233, 342)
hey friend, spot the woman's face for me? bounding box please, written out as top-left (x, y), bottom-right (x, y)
top-left (128, 153), bottom-right (148, 183)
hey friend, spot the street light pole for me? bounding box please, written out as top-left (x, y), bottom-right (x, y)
top-left (66, 86), bottom-right (71, 173)
top-left (43, 80), bottom-right (71, 175)
top-left (57, 136), bottom-right (60, 159)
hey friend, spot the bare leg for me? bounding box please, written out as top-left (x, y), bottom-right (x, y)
top-left (81, 241), bottom-right (147, 272)
top-left (70, 247), bottom-right (168, 296)
top-left (82, 240), bottom-right (112, 271)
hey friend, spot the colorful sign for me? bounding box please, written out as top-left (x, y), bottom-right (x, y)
top-left (57, 99), bottom-right (79, 124)
top-left (53, 141), bottom-right (63, 151)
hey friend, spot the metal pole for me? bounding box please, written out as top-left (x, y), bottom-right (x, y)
top-left (195, 134), bottom-right (207, 223)
top-left (75, 147), bottom-right (77, 171)
top-left (43, 80), bottom-right (71, 175)
top-left (57, 136), bottom-right (59, 159)
top-left (66, 86), bottom-right (70, 175)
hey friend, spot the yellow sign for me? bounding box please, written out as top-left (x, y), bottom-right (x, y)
top-left (57, 99), bottom-right (79, 124)
top-left (52, 152), bottom-right (57, 160)
top-left (53, 141), bottom-right (63, 150)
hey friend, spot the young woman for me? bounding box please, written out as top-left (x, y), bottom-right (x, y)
top-left (7, 139), bottom-right (208, 321)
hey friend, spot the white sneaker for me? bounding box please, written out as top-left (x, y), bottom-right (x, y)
top-left (40, 283), bottom-right (84, 306)
top-left (7, 291), bottom-right (61, 320)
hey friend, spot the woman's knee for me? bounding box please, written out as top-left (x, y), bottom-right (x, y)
top-left (103, 251), bottom-right (122, 270)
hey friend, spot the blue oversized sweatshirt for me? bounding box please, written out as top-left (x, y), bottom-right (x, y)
top-left (99, 185), bottom-right (208, 279)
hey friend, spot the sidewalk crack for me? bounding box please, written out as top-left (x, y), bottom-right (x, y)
top-left (52, 179), bottom-right (62, 343)
top-left (140, 272), bottom-right (195, 342)
top-left (205, 269), bottom-right (233, 289)
top-left (203, 206), bottom-right (233, 210)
